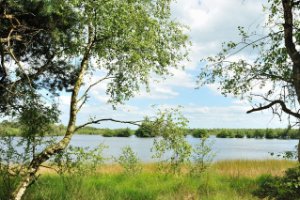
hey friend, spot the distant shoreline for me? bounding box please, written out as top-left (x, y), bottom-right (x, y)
top-left (1, 121), bottom-right (299, 139)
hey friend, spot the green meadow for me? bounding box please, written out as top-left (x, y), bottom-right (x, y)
top-left (0, 160), bottom-right (294, 200)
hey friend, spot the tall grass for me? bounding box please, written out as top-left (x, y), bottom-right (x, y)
top-left (23, 173), bottom-right (258, 200)
top-left (212, 159), bottom-right (297, 177)
top-left (3, 160), bottom-right (293, 200)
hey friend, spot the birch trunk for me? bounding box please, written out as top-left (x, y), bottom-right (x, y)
top-left (10, 27), bottom-right (94, 200)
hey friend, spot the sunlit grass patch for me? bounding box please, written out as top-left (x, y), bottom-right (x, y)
top-left (212, 159), bottom-right (297, 177)
top-left (12, 160), bottom-right (296, 200)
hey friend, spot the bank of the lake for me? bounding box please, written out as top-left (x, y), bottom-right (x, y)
top-left (13, 160), bottom-right (296, 200)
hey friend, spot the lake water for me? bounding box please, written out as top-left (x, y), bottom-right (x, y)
top-left (2, 135), bottom-right (298, 162)
top-left (66, 135), bottom-right (298, 162)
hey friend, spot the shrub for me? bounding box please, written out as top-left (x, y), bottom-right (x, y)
top-left (216, 130), bottom-right (233, 138)
top-left (190, 137), bottom-right (215, 176)
top-left (191, 129), bottom-right (208, 138)
top-left (53, 144), bottom-right (107, 175)
top-left (115, 128), bottom-right (133, 137)
top-left (234, 132), bottom-right (244, 138)
top-left (289, 130), bottom-right (300, 139)
top-left (102, 129), bottom-right (115, 137)
top-left (151, 108), bottom-right (192, 174)
top-left (0, 137), bottom-right (25, 199)
top-left (246, 130), bottom-right (254, 138)
top-left (117, 146), bottom-right (142, 174)
top-left (265, 129), bottom-right (277, 139)
top-left (254, 166), bottom-right (300, 200)
top-left (135, 118), bottom-right (157, 138)
top-left (253, 129), bottom-right (264, 138)
top-left (279, 131), bottom-right (289, 139)
top-left (51, 144), bottom-right (107, 199)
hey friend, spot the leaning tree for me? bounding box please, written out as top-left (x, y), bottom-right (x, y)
top-left (2, 0), bottom-right (189, 199)
top-left (199, 0), bottom-right (300, 161)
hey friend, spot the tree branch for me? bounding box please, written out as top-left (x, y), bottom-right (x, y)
top-left (292, 0), bottom-right (300, 6)
top-left (0, 35), bottom-right (23, 43)
top-left (247, 99), bottom-right (300, 119)
top-left (77, 74), bottom-right (115, 104)
top-left (6, 28), bottom-right (33, 89)
top-left (76, 73), bottom-right (116, 113)
top-left (226, 31), bottom-right (283, 59)
top-left (75, 118), bottom-right (142, 132)
top-left (76, 95), bottom-right (88, 114)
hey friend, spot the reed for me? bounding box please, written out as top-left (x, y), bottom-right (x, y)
top-left (212, 159), bottom-right (297, 177)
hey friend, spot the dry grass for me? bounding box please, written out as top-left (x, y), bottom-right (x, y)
top-left (38, 163), bottom-right (159, 175)
top-left (97, 163), bottom-right (158, 174)
top-left (212, 159), bottom-right (297, 178)
top-left (38, 159), bottom-right (297, 178)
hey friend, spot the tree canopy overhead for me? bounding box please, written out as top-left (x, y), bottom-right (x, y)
top-left (0, 0), bottom-right (189, 114)
top-left (2, 0), bottom-right (189, 199)
top-left (198, 0), bottom-right (300, 160)
top-left (0, 0), bottom-right (82, 115)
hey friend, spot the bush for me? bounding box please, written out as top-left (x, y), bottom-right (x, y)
top-left (190, 137), bottom-right (215, 175)
top-left (234, 132), bottom-right (245, 138)
top-left (51, 144), bottom-right (107, 199)
top-left (246, 130), bottom-right (254, 138)
top-left (254, 166), bottom-right (300, 200)
top-left (135, 118), bottom-right (157, 138)
top-left (253, 129), bottom-right (264, 138)
top-left (117, 146), bottom-right (142, 174)
top-left (191, 129), bottom-right (208, 138)
top-left (279, 132), bottom-right (289, 139)
top-left (102, 129), bottom-right (115, 137)
top-left (115, 128), bottom-right (133, 137)
top-left (289, 130), bottom-right (300, 139)
top-left (216, 130), bottom-right (233, 138)
top-left (265, 129), bottom-right (277, 139)
top-left (151, 108), bottom-right (192, 174)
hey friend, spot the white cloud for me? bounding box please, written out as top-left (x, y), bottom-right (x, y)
top-left (181, 104), bottom-right (289, 128)
top-left (136, 86), bottom-right (179, 100)
top-left (57, 0), bottom-right (287, 129)
top-left (164, 68), bottom-right (196, 88)
top-left (171, 0), bottom-right (266, 70)
top-left (135, 68), bottom-right (195, 100)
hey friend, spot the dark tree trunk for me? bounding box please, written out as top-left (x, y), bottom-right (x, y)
top-left (282, 0), bottom-right (300, 163)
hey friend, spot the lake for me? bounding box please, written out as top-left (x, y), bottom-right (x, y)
top-left (67, 135), bottom-right (298, 162)
top-left (2, 135), bottom-right (298, 162)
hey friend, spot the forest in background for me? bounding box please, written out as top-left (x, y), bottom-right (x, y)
top-left (1, 120), bottom-right (299, 139)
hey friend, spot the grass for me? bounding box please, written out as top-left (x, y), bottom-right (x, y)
top-left (212, 159), bottom-right (297, 177)
top-left (24, 173), bottom-right (257, 200)
top-left (4, 160), bottom-right (294, 200)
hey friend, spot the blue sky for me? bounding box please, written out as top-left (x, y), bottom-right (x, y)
top-left (58, 0), bottom-right (291, 129)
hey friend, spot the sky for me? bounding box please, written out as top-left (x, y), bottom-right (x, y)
top-left (58, 0), bottom-right (291, 129)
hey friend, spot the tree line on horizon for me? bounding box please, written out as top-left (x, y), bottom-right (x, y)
top-left (1, 120), bottom-right (299, 139)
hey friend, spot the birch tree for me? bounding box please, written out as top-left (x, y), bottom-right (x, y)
top-left (199, 0), bottom-right (300, 161)
top-left (3, 0), bottom-right (189, 199)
